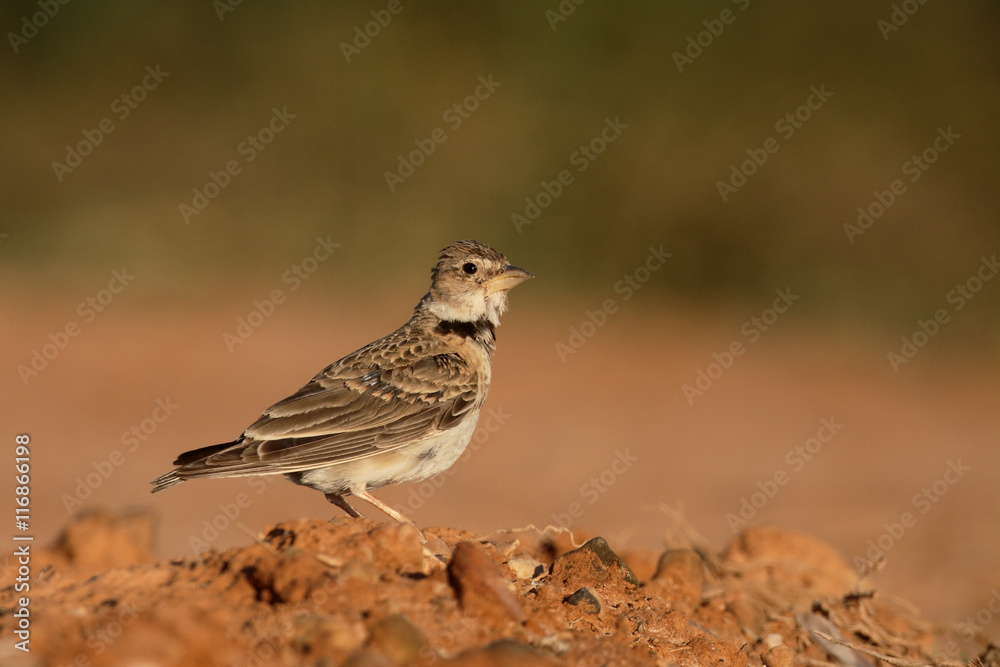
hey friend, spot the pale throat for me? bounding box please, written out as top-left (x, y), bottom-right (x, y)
top-left (427, 291), bottom-right (508, 326)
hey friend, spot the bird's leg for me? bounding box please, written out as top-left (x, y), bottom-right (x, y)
top-left (351, 487), bottom-right (430, 541)
top-left (351, 487), bottom-right (449, 567)
top-left (350, 487), bottom-right (417, 528)
top-left (325, 492), bottom-right (364, 518)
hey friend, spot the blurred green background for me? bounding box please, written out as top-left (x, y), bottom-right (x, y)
top-left (4, 1), bottom-right (998, 333)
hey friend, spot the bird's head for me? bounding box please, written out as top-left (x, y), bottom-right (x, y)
top-left (425, 240), bottom-right (533, 326)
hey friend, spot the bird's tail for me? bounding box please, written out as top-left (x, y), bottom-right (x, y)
top-left (150, 470), bottom-right (183, 494)
top-left (149, 440), bottom-right (239, 494)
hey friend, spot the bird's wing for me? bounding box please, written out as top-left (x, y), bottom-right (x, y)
top-left (171, 345), bottom-right (480, 478)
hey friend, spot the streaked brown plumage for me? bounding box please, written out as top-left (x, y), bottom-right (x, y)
top-left (151, 240), bottom-right (532, 524)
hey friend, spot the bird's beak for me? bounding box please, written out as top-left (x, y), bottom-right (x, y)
top-left (485, 265), bottom-right (534, 295)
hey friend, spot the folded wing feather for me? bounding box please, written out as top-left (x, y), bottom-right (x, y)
top-left (171, 349), bottom-right (480, 479)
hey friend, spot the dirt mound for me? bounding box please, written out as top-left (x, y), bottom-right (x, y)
top-left (0, 511), bottom-right (987, 666)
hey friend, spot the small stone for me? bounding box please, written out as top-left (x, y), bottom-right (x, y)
top-left (315, 553), bottom-right (344, 568)
top-left (367, 614), bottom-right (425, 664)
top-left (653, 549), bottom-right (704, 588)
top-left (482, 536), bottom-right (521, 557)
top-left (563, 587), bottom-right (601, 615)
top-left (579, 537), bottom-right (638, 585)
top-left (553, 536), bottom-right (638, 587)
top-left (446, 639), bottom-right (556, 666)
top-left (291, 614), bottom-right (366, 654)
top-left (448, 541), bottom-right (526, 623)
top-left (422, 537), bottom-right (451, 561)
top-left (340, 559), bottom-right (378, 585)
top-left (764, 644), bottom-right (794, 667)
top-left (536, 633), bottom-right (573, 657)
top-left (507, 557), bottom-right (545, 580)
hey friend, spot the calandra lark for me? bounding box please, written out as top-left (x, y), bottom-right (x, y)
top-left (151, 240), bottom-right (532, 525)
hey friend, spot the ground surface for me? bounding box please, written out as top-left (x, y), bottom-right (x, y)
top-left (0, 510), bottom-right (990, 666)
top-left (3, 292), bottom-right (999, 662)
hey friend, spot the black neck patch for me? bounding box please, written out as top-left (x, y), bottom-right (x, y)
top-left (435, 318), bottom-right (494, 339)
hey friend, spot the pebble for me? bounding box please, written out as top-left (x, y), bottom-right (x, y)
top-left (563, 586), bottom-right (601, 615)
top-left (291, 613), bottom-right (366, 653)
top-left (536, 633), bottom-right (573, 657)
top-left (653, 548), bottom-right (704, 588)
top-left (422, 537), bottom-right (452, 560)
top-left (555, 536), bottom-right (638, 586)
top-left (482, 537), bottom-right (521, 557)
top-left (447, 541), bottom-right (526, 623)
top-left (506, 556), bottom-right (545, 580)
top-left (448, 639), bottom-right (556, 666)
top-left (340, 559), bottom-right (378, 585)
top-left (367, 614), bottom-right (425, 664)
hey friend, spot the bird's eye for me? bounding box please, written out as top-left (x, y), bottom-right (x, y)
top-left (462, 263), bottom-right (478, 275)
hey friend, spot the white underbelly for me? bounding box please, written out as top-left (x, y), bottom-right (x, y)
top-left (296, 411), bottom-right (481, 495)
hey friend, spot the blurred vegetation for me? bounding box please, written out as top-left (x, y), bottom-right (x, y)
top-left (3, 1), bottom-right (998, 331)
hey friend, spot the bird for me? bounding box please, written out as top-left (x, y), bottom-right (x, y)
top-left (151, 240), bottom-right (532, 527)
